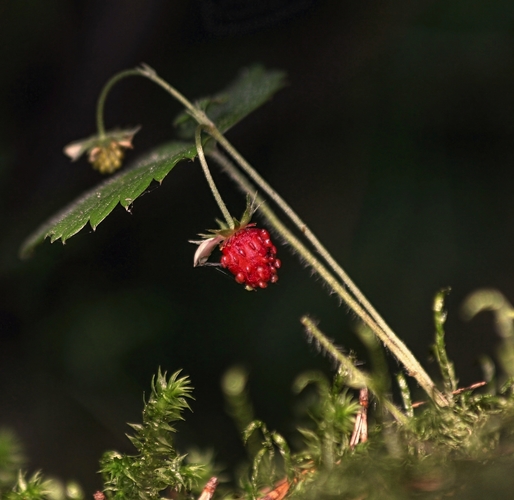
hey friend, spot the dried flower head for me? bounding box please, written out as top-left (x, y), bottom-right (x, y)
top-left (63, 126), bottom-right (140, 174)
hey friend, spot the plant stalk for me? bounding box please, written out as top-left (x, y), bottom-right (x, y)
top-left (208, 128), bottom-right (401, 351)
top-left (209, 148), bottom-right (448, 407)
top-left (96, 69), bottom-right (141, 138)
top-left (99, 65), bottom-right (447, 407)
top-left (194, 128), bottom-right (234, 229)
top-left (96, 65), bottom-right (214, 139)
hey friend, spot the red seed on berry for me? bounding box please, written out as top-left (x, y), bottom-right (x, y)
top-left (220, 226), bottom-right (281, 290)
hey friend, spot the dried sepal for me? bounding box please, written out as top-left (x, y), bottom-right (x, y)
top-left (190, 235), bottom-right (224, 267)
top-left (189, 197), bottom-right (258, 267)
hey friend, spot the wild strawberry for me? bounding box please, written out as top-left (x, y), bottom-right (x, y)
top-left (190, 198), bottom-right (281, 290)
top-left (220, 225), bottom-right (281, 290)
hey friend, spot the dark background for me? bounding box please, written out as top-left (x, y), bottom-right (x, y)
top-left (1, 0), bottom-right (514, 492)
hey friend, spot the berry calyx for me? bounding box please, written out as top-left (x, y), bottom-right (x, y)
top-left (220, 225), bottom-right (281, 290)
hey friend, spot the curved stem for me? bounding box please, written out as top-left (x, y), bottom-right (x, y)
top-left (96, 65), bottom-right (213, 140)
top-left (208, 148), bottom-right (448, 407)
top-left (136, 65), bottom-right (213, 126)
top-left (96, 69), bottom-right (141, 138)
top-left (195, 127), bottom-right (234, 229)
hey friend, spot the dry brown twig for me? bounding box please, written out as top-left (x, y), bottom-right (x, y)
top-left (350, 388), bottom-right (369, 449)
top-left (411, 381), bottom-right (486, 409)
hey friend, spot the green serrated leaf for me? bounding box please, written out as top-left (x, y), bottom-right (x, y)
top-left (174, 65), bottom-right (287, 139)
top-left (21, 66), bottom-right (286, 258)
top-left (20, 141), bottom-right (196, 258)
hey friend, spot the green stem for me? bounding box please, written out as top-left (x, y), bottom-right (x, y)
top-left (95, 65), bottom-right (213, 140)
top-left (194, 127), bottom-right (234, 229)
top-left (96, 69), bottom-right (141, 138)
top-left (208, 149), bottom-right (448, 408)
top-left (96, 65), bottom-right (231, 229)
top-left (209, 129), bottom-right (412, 372)
top-left (136, 64), bottom-right (212, 126)
top-left (96, 65), bottom-right (447, 407)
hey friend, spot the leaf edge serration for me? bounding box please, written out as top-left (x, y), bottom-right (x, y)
top-left (19, 141), bottom-right (197, 258)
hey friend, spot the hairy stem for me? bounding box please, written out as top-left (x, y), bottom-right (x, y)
top-left (208, 128), bottom-right (445, 407)
top-left (100, 65), bottom-right (447, 407)
top-left (209, 129), bottom-right (400, 348)
top-left (208, 148), bottom-right (447, 407)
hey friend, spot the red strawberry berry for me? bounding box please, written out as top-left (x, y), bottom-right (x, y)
top-left (220, 226), bottom-right (281, 290)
